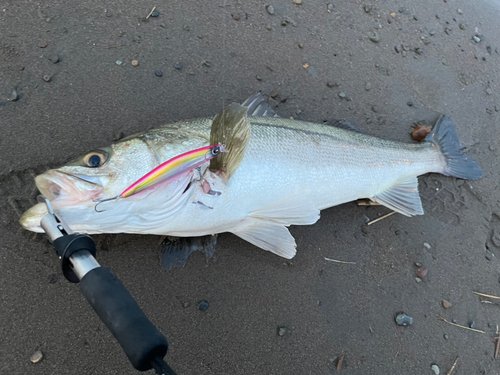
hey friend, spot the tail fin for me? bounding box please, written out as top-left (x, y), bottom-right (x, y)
top-left (425, 115), bottom-right (483, 180)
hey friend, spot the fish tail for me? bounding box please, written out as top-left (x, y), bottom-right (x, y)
top-left (425, 115), bottom-right (482, 180)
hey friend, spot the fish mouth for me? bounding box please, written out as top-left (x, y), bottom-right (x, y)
top-left (20, 170), bottom-right (104, 232)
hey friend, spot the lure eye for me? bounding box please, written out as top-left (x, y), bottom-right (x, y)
top-left (83, 152), bottom-right (107, 168)
top-left (211, 146), bottom-right (220, 156)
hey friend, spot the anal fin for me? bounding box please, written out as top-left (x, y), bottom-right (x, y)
top-left (372, 176), bottom-right (424, 217)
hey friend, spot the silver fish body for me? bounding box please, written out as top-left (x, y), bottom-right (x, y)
top-left (20, 103), bottom-right (482, 259)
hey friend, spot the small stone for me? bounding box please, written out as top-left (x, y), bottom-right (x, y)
top-left (415, 277), bottom-right (422, 283)
top-left (431, 364), bottom-right (440, 375)
top-left (155, 70), bottom-right (163, 77)
top-left (395, 313), bottom-right (413, 326)
top-left (429, 30), bottom-right (436, 36)
top-left (338, 92), bottom-right (346, 99)
top-left (197, 300), bottom-right (209, 312)
top-left (415, 267), bottom-right (428, 279)
top-left (182, 302), bottom-right (190, 308)
top-left (487, 46), bottom-right (492, 54)
top-left (442, 299), bottom-right (452, 309)
top-left (232, 13), bottom-right (240, 20)
top-left (365, 82), bottom-right (371, 91)
top-left (368, 31), bottom-right (380, 43)
top-left (452, 319), bottom-right (457, 324)
top-left (278, 326), bottom-right (287, 336)
top-left (371, 106), bottom-right (378, 113)
top-left (411, 125), bottom-right (431, 141)
top-left (445, 27), bottom-right (452, 35)
top-left (414, 262), bottom-right (422, 267)
top-left (413, 15), bottom-right (418, 21)
top-left (37, 42), bottom-right (48, 48)
top-left (270, 91), bottom-right (279, 98)
top-left (394, 45), bottom-right (401, 53)
top-left (42, 74), bottom-right (51, 82)
top-left (444, 334), bottom-right (448, 340)
top-left (150, 10), bottom-right (160, 17)
top-left (436, 14), bottom-right (440, 19)
top-left (459, 23), bottom-right (465, 30)
top-left (298, 43), bottom-right (303, 48)
top-left (48, 55), bottom-right (59, 64)
top-left (485, 252), bottom-right (494, 261)
top-left (364, 5), bottom-right (371, 13)
top-left (116, 60), bottom-right (122, 65)
top-left (293, 0), bottom-right (302, 4)
top-left (131, 60), bottom-right (139, 67)
top-left (326, 82), bottom-right (338, 88)
top-left (390, 13), bottom-right (396, 18)
top-left (183, 25), bottom-right (190, 31)
top-left (424, 242), bottom-right (431, 249)
top-left (281, 16), bottom-right (297, 26)
top-left (473, 36), bottom-right (481, 43)
top-left (402, 50), bottom-right (407, 57)
top-left (407, 101), bottom-right (414, 107)
top-left (266, 23), bottom-right (272, 30)
top-left (327, 3), bottom-right (335, 12)
top-left (174, 63), bottom-right (182, 70)
top-left (469, 320), bottom-right (477, 329)
top-left (256, 75), bottom-right (262, 81)
top-left (9, 89), bottom-right (18, 102)
top-left (266, 5), bottom-right (275, 15)
top-left (296, 110), bottom-right (302, 115)
top-left (486, 88), bottom-right (493, 95)
top-left (457, 9), bottom-right (463, 15)
top-left (421, 37), bottom-right (431, 45)
top-left (30, 351), bottom-right (43, 364)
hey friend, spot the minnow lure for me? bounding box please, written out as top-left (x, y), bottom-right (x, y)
top-left (95, 144), bottom-right (228, 211)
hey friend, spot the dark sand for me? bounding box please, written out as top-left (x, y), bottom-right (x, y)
top-left (1, 1), bottom-right (500, 374)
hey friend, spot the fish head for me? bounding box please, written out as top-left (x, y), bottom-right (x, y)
top-left (20, 129), bottom-right (209, 233)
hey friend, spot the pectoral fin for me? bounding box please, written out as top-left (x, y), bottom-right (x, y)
top-left (372, 176), bottom-right (424, 217)
top-left (231, 196), bottom-right (320, 259)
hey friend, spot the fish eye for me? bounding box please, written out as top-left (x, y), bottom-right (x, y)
top-left (83, 152), bottom-right (107, 168)
top-left (212, 146), bottom-right (220, 155)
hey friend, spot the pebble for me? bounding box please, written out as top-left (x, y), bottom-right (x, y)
top-left (182, 302), bottom-right (190, 308)
top-left (411, 125), bottom-right (431, 141)
top-left (327, 3), bottom-right (335, 12)
top-left (486, 88), bottom-right (493, 95)
top-left (150, 10), bottom-right (160, 17)
top-left (174, 63), bottom-right (182, 70)
top-left (395, 313), bottom-right (413, 326)
top-left (371, 106), bottom-right (378, 113)
top-left (429, 30), bottom-right (436, 36)
top-left (278, 326), bottom-right (287, 336)
top-left (431, 364), bottom-right (440, 375)
top-left (293, 0), bottom-right (302, 4)
top-left (444, 334), bottom-right (448, 340)
top-left (37, 42), bottom-right (48, 48)
top-left (485, 252), bottom-right (493, 261)
top-left (232, 13), bottom-right (240, 21)
top-left (459, 23), bottom-right (465, 30)
top-left (155, 70), bottom-right (163, 77)
top-left (368, 31), bottom-right (380, 43)
top-left (469, 320), bottom-right (477, 329)
top-left (9, 89), bottom-right (18, 102)
top-left (43, 74), bottom-right (51, 82)
top-left (281, 16), bottom-right (297, 26)
top-left (338, 92), bottom-right (346, 99)
top-left (424, 243), bottom-right (431, 249)
top-left (442, 299), bottom-right (452, 309)
top-left (394, 45), bottom-right (401, 53)
top-left (390, 13), bottom-right (396, 18)
top-left (445, 27), bottom-right (452, 35)
top-left (298, 43), bottom-right (303, 48)
top-left (473, 36), bottom-right (481, 43)
top-left (365, 82), bottom-right (371, 91)
top-left (116, 60), bottom-right (123, 65)
top-left (197, 301), bottom-right (209, 312)
top-left (30, 351), bottom-right (43, 364)
top-left (48, 55), bottom-right (59, 64)
top-left (131, 60), bottom-right (139, 67)
top-left (364, 5), bottom-right (371, 13)
top-left (487, 46), bottom-right (492, 54)
top-left (266, 5), bottom-right (275, 15)
top-left (415, 277), bottom-right (422, 283)
top-left (414, 262), bottom-right (422, 267)
top-left (256, 75), bottom-right (262, 81)
top-left (402, 50), bottom-right (407, 57)
top-left (407, 101), bottom-right (414, 107)
top-left (413, 15), bottom-right (418, 21)
top-left (457, 9), bottom-right (463, 15)
top-left (415, 267), bottom-right (428, 279)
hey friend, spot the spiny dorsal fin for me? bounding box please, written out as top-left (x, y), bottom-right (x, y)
top-left (209, 103), bottom-right (251, 180)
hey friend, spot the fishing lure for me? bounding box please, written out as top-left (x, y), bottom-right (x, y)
top-left (95, 144), bottom-right (228, 211)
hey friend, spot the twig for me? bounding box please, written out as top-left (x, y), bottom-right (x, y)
top-left (495, 334), bottom-right (500, 359)
top-left (437, 316), bottom-right (485, 333)
top-left (447, 356), bottom-right (459, 375)
top-left (367, 211), bottom-right (396, 225)
top-left (324, 257), bottom-right (356, 265)
top-left (369, 325), bottom-right (373, 333)
top-left (357, 200), bottom-right (381, 206)
top-left (146, 6), bottom-right (156, 19)
top-left (336, 355), bottom-right (344, 372)
top-left (473, 291), bottom-right (500, 300)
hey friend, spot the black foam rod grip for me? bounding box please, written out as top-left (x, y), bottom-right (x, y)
top-left (79, 267), bottom-right (169, 371)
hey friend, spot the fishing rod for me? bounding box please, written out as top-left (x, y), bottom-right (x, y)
top-left (38, 196), bottom-right (176, 375)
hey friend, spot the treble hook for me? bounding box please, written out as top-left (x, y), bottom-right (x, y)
top-left (93, 196), bottom-right (119, 212)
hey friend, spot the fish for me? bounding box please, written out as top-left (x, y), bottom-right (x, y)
top-left (20, 93), bottom-right (482, 259)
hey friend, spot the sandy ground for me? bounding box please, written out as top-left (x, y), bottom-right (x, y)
top-left (1, 0), bottom-right (500, 374)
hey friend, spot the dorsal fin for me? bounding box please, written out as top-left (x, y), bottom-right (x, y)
top-left (241, 92), bottom-right (280, 117)
top-left (209, 103), bottom-right (251, 180)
